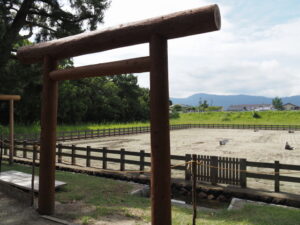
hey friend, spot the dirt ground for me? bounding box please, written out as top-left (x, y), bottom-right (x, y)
top-left (63, 128), bottom-right (300, 194)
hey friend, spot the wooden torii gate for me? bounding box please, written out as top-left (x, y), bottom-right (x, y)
top-left (17, 4), bottom-right (221, 224)
top-left (0, 95), bottom-right (21, 165)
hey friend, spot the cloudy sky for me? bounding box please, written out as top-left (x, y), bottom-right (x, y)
top-left (73, 0), bottom-right (300, 98)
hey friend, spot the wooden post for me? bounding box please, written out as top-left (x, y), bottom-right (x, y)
top-left (86, 146), bottom-right (91, 167)
top-left (240, 159), bottom-right (247, 188)
top-left (120, 148), bottom-right (125, 171)
top-left (57, 144), bottom-right (62, 163)
top-left (103, 147), bottom-right (107, 169)
top-left (149, 34), bottom-right (171, 225)
top-left (275, 161), bottom-right (280, 192)
top-left (192, 154), bottom-right (197, 225)
top-left (0, 137), bottom-right (3, 173)
top-left (38, 56), bottom-right (58, 215)
top-left (31, 144), bottom-right (37, 206)
top-left (185, 154), bottom-right (192, 181)
top-left (23, 140), bottom-right (27, 158)
top-left (211, 156), bottom-right (218, 185)
top-left (140, 150), bottom-right (145, 174)
top-left (71, 145), bottom-right (76, 165)
top-left (9, 99), bottom-right (14, 165)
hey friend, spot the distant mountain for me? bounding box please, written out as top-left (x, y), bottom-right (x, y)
top-left (171, 93), bottom-right (300, 109)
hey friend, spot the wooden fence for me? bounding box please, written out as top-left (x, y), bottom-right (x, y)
top-left (2, 123), bottom-right (300, 142)
top-left (1, 140), bottom-right (300, 193)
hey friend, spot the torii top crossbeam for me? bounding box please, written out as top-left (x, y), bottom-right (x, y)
top-left (17, 4), bottom-right (221, 225)
top-left (17, 5), bottom-right (220, 63)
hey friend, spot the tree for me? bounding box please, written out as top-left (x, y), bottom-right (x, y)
top-left (0, 0), bottom-right (110, 71)
top-left (272, 97), bottom-right (284, 110)
top-left (199, 100), bottom-right (209, 111)
top-left (173, 104), bottom-right (182, 112)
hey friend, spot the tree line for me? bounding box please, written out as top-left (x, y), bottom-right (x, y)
top-left (0, 0), bottom-right (151, 125)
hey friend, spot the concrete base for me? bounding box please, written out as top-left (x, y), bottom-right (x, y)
top-left (0, 170), bottom-right (66, 192)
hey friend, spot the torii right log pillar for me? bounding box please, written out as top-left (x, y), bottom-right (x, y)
top-left (149, 34), bottom-right (172, 225)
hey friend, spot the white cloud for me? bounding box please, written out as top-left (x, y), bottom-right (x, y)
top-left (74, 0), bottom-right (300, 98)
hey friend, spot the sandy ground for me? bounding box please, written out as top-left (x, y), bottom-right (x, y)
top-left (0, 191), bottom-right (58, 225)
top-left (62, 128), bottom-right (300, 194)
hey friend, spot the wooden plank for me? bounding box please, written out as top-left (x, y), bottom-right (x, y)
top-left (211, 156), bottom-right (218, 185)
top-left (50, 57), bottom-right (150, 81)
top-left (279, 176), bottom-right (300, 183)
top-left (240, 158), bottom-right (247, 188)
top-left (246, 161), bottom-right (275, 168)
top-left (0, 95), bottom-right (21, 101)
top-left (246, 172), bottom-right (274, 180)
top-left (280, 164), bottom-right (300, 170)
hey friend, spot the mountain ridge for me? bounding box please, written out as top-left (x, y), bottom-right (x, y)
top-left (171, 93), bottom-right (300, 109)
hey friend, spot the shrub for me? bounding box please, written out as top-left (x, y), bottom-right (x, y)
top-left (252, 111), bottom-right (261, 119)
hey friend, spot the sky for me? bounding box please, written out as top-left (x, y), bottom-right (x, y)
top-left (73, 0), bottom-right (300, 98)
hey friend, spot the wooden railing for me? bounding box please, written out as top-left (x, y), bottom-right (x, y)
top-left (1, 140), bottom-right (300, 193)
top-left (2, 123), bottom-right (300, 142)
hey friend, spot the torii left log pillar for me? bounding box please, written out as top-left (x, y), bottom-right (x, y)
top-left (0, 95), bottom-right (21, 165)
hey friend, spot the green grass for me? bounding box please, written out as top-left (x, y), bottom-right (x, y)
top-left (2, 111), bottom-right (300, 135)
top-left (1, 162), bottom-right (300, 225)
top-left (172, 111), bottom-right (300, 125)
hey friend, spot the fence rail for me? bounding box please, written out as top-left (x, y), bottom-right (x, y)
top-left (2, 123), bottom-right (300, 142)
top-left (1, 140), bottom-right (300, 193)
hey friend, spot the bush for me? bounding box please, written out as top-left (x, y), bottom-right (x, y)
top-left (170, 110), bottom-right (180, 119)
top-left (252, 111), bottom-right (261, 118)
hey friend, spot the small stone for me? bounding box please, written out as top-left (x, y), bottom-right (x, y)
top-left (198, 192), bottom-right (207, 199)
top-left (207, 194), bottom-right (215, 200)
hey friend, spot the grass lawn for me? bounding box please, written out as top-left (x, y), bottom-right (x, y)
top-left (2, 111), bottom-right (300, 135)
top-left (1, 161), bottom-right (300, 225)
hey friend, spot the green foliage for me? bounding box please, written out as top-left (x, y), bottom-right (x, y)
top-left (171, 111), bottom-right (300, 125)
top-left (170, 110), bottom-right (180, 119)
top-left (272, 97), bottom-right (284, 110)
top-left (199, 100), bottom-right (209, 111)
top-left (172, 104), bottom-right (183, 112)
top-left (0, 0), bottom-right (110, 70)
top-left (58, 74), bottom-right (150, 123)
top-left (252, 111), bottom-right (261, 118)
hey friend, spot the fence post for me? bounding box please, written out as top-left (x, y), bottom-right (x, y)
top-left (192, 154), bottom-right (197, 225)
top-left (23, 140), bottom-right (27, 158)
top-left (211, 156), bottom-right (218, 185)
top-left (120, 148), bottom-right (125, 171)
top-left (4, 139), bottom-right (8, 155)
top-left (103, 147), bottom-right (107, 169)
top-left (57, 144), bottom-right (62, 163)
top-left (71, 145), bottom-right (76, 165)
top-left (86, 146), bottom-right (91, 167)
top-left (185, 154), bottom-right (192, 181)
top-left (140, 150), bottom-right (145, 174)
top-left (13, 139), bottom-right (17, 157)
top-left (275, 160), bottom-right (280, 192)
top-left (240, 159), bottom-right (247, 188)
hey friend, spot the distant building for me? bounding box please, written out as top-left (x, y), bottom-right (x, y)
top-left (283, 103), bottom-right (300, 110)
top-left (227, 104), bottom-right (273, 111)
